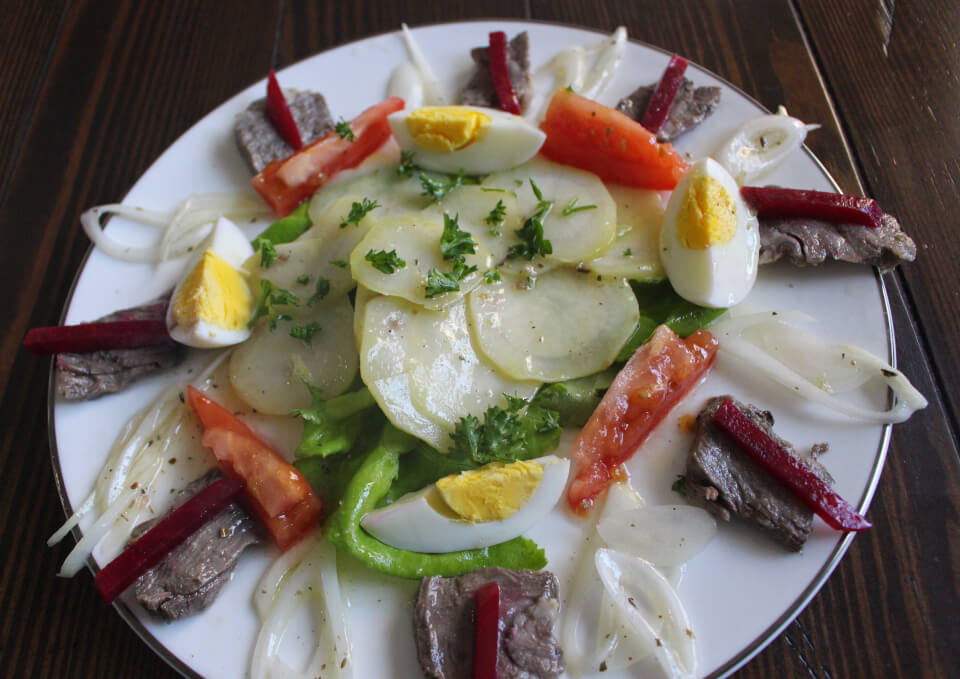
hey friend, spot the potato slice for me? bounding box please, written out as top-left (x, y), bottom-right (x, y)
top-left (424, 184), bottom-right (523, 263)
top-left (580, 185), bottom-right (665, 280)
top-left (350, 214), bottom-right (492, 310)
top-left (468, 269), bottom-right (639, 381)
top-left (229, 296), bottom-right (358, 415)
top-left (360, 294), bottom-right (540, 449)
top-left (482, 158), bottom-right (617, 264)
top-left (306, 169), bottom-right (424, 233)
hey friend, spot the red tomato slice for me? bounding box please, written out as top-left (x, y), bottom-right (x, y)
top-left (538, 89), bottom-right (688, 190)
top-left (187, 386), bottom-right (324, 550)
top-left (252, 96), bottom-right (405, 216)
top-left (568, 325), bottom-right (719, 514)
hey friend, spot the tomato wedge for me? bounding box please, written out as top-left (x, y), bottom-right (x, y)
top-left (187, 386), bottom-right (324, 550)
top-left (539, 89), bottom-right (688, 190)
top-left (252, 96), bottom-right (405, 216)
top-left (568, 325), bottom-right (718, 514)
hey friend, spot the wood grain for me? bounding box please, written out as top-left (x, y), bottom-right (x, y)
top-left (1, 1), bottom-right (957, 678)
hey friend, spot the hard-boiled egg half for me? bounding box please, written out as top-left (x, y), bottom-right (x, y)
top-left (166, 216), bottom-right (255, 348)
top-left (361, 455), bottom-right (570, 553)
top-left (388, 105), bottom-right (546, 175)
top-left (659, 158), bottom-right (760, 308)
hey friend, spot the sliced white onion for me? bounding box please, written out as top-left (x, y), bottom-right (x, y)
top-left (57, 486), bottom-right (141, 577)
top-left (47, 492), bottom-right (95, 546)
top-left (253, 531), bottom-right (317, 619)
top-left (81, 204), bottom-right (169, 262)
top-left (400, 23), bottom-right (446, 105)
top-left (594, 548), bottom-right (697, 679)
top-left (597, 505), bottom-right (717, 567)
top-left (387, 62), bottom-right (424, 109)
top-left (713, 313), bottom-right (928, 423)
top-left (714, 106), bottom-right (820, 185)
top-left (580, 26), bottom-right (627, 99)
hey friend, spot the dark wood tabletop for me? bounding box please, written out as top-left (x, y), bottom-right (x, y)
top-left (2, 1), bottom-right (958, 677)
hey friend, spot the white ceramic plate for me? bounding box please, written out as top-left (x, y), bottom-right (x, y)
top-left (51, 20), bottom-right (893, 679)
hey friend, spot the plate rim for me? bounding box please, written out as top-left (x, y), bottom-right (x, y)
top-left (45, 18), bottom-right (895, 679)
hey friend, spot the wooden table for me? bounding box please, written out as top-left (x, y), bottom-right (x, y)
top-left (2, 1), bottom-right (957, 677)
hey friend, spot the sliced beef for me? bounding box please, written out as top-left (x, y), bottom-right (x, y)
top-left (616, 78), bottom-right (722, 142)
top-left (234, 89), bottom-right (334, 173)
top-left (132, 470), bottom-right (262, 620)
top-left (56, 298), bottom-right (185, 401)
top-left (415, 567), bottom-right (564, 679)
top-left (759, 212), bottom-right (917, 272)
top-left (460, 32), bottom-right (533, 113)
top-left (685, 395), bottom-right (832, 551)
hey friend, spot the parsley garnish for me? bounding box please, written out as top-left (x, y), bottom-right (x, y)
top-left (488, 227), bottom-right (501, 238)
top-left (565, 84), bottom-right (574, 92)
top-left (623, 248), bottom-right (633, 257)
top-left (672, 475), bottom-right (687, 497)
top-left (365, 249), bottom-right (406, 274)
top-left (425, 260), bottom-right (477, 298)
top-left (561, 197), bottom-right (597, 216)
top-left (335, 118), bottom-right (355, 141)
top-left (419, 169), bottom-right (480, 202)
top-left (340, 198), bottom-right (380, 228)
top-left (483, 269), bottom-right (502, 284)
top-left (529, 178), bottom-right (544, 201)
top-left (449, 395), bottom-right (561, 465)
top-left (481, 187), bottom-right (506, 193)
top-left (296, 274), bottom-right (311, 286)
top-left (507, 193), bottom-right (554, 261)
top-left (307, 276), bottom-right (331, 306)
top-left (439, 213), bottom-right (477, 259)
top-left (485, 199), bottom-right (506, 226)
top-left (249, 280), bottom-right (299, 330)
top-left (329, 259), bottom-right (348, 269)
top-left (290, 322), bottom-right (322, 345)
top-left (258, 239), bottom-right (278, 267)
top-left (398, 150), bottom-right (417, 177)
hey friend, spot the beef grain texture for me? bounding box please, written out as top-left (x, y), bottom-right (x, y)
top-left (616, 78), bottom-right (722, 142)
top-left (415, 567), bottom-right (564, 679)
top-left (685, 395), bottom-right (832, 551)
top-left (460, 32), bottom-right (533, 112)
top-left (234, 89), bottom-right (334, 173)
top-left (132, 471), bottom-right (262, 620)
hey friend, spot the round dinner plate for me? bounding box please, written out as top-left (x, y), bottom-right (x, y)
top-left (50, 20), bottom-right (893, 679)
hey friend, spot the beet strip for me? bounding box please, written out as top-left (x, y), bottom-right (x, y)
top-left (95, 478), bottom-right (245, 603)
top-left (267, 69), bottom-right (303, 150)
top-left (741, 186), bottom-right (884, 229)
top-left (712, 399), bottom-right (871, 532)
top-left (639, 53), bottom-right (688, 134)
top-left (472, 581), bottom-right (501, 679)
top-left (24, 319), bottom-right (174, 355)
top-left (488, 31), bottom-right (521, 114)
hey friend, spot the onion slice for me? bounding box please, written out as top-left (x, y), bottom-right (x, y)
top-left (400, 23), bottom-right (446, 105)
top-left (597, 505), bottom-right (717, 567)
top-left (714, 106), bottom-right (820, 185)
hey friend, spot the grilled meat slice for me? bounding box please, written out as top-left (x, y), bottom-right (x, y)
top-left (759, 212), bottom-right (917, 271)
top-left (616, 78), bottom-right (722, 142)
top-left (132, 471), bottom-right (262, 620)
top-left (685, 395), bottom-right (832, 551)
top-left (234, 89), bottom-right (334, 173)
top-left (460, 32), bottom-right (533, 112)
top-left (415, 567), bottom-right (564, 679)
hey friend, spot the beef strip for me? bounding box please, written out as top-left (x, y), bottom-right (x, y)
top-left (132, 470), bottom-right (262, 620)
top-left (759, 212), bottom-right (917, 272)
top-left (56, 298), bottom-right (185, 401)
top-left (616, 78), bottom-right (722, 142)
top-left (234, 89), bottom-right (334, 173)
top-left (415, 567), bottom-right (564, 679)
top-left (460, 32), bottom-right (533, 112)
top-left (685, 396), bottom-right (833, 551)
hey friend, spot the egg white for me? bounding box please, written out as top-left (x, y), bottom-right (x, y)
top-left (387, 106), bottom-right (546, 175)
top-left (360, 455), bottom-right (570, 553)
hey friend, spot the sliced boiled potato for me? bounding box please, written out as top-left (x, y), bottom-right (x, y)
top-left (424, 184), bottom-right (523, 262)
top-left (350, 214), bottom-right (492, 310)
top-left (249, 238), bottom-right (355, 310)
top-left (360, 294), bottom-right (540, 449)
top-left (482, 158), bottom-right (617, 264)
top-left (467, 269), bottom-right (640, 381)
top-left (306, 168), bottom-right (424, 233)
top-left (229, 295), bottom-right (358, 415)
top-left (580, 185), bottom-right (666, 280)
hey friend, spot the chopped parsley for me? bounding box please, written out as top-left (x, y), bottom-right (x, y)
top-left (529, 178), bottom-right (544, 201)
top-left (248, 280), bottom-right (299, 330)
top-left (398, 150), bottom-right (418, 177)
top-left (507, 199), bottom-right (554, 260)
top-left (419, 169), bottom-right (480, 202)
top-left (488, 227), bottom-right (501, 238)
top-left (329, 259), bottom-right (348, 269)
top-left (296, 274), bottom-right (311, 286)
top-left (307, 276), bottom-right (331, 306)
top-left (561, 197), bottom-right (597, 216)
top-left (290, 322), bottom-right (322, 345)
top-left (624, 248), bottom-right (633, 257)
top-left (365, 249), bottom-right (406, 274)
top-left (425, 259), bottom-right (477, 298)
top-left (483, 269), bottom-right (502, 284)
top-left (672, 475), bottom-right (687, 497)
top-left (339, 198), bottom-right (380, 228)
top-left (565, 84), bottom-right (574, 92)
top-left (439, 213), bottom-right (478, 259)
top-left (449, 395), bottom-right (561, 465)
top-left (335, 118), bottom-right (355, 141)
top-left (257, 239), bottom-right (278, 267)
top-left (485, 199), bottom-right (506, 226)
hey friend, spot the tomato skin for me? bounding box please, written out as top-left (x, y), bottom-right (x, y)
top-left (252, 96), bottom-right (405, 216)
top-left (187, 386), bottom-right (324, 551)
top-left (538, 89), bottom-right (688, 190)
top-left (567, 325), bottom-right (719, 514)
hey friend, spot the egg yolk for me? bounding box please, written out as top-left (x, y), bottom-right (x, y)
top-left (435, 459), bottom-right (544, 522)
top-left (676, 174), bottom-right (737, 249)
top-left (406, 106), bottom-right (491, 153)
top-left (172, 251), bottom-right (253, 329)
